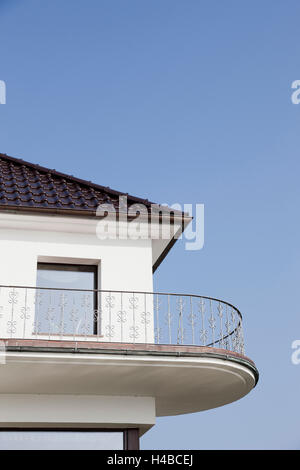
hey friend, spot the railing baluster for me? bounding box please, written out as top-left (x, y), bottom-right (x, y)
top-left (156, 294), bottom-right (160, 344)
top-left (22, 288), bottom-right (27, 339)
top-left (71, 296), bottom-right (76, 341)
top-left (97, 290), bottom-right (101, 341)
top-left (218, 301), bottom-right (224, 349)
top-left (167, 294), bottom-right (171, 345)
top-left (34, 289), bottom-right (40, 338)
top-left (108, 292), bottom-right (112, 342)
top-left (199, 298), bottom-right (207, 346)
top-left (239, 320), bottom-right (245, 355)
top-left (231, 307), bottom-right (237, 352)
top-left (48, 291), bottom-right (52, 340)
top-left (190, 296), bottom-right (195, 345)
top-left (132, 292), bottom-right (136, 344)
top-left (209, 299), bottom-right (216, 347)
top-left (59, 291), bottom-right (65, 340)
top-left (143, 293), bottom-right (147, 344)
top-left (120, 292), bottom-right (123, 343)
top-left (177, 296), bottom-right (184, 345)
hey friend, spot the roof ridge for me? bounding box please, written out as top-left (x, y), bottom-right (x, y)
top-left (0, 152), bottom-right (154, 206)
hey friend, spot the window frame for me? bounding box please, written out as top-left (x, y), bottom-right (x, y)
top-left (37, 262), bottom-right (99, 335)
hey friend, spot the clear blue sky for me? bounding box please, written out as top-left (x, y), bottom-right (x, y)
top-left (0, 0), bottom-right (299, 450)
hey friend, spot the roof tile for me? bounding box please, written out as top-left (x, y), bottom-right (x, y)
top-left (0, 153), bottom-right (157, 215)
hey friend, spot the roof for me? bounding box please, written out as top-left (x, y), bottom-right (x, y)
top-left (0, 153), bottom-right (190, 272)
top-left (0, 153), bottom-right (158, 216)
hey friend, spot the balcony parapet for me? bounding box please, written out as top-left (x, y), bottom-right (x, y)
top-left (0, 286), bottom-right (245, 356)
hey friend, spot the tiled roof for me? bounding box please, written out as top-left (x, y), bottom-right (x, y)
top-left (0, 153), bottom-right (190, 272)
top-left (0, 153), bottom-right (156, 216)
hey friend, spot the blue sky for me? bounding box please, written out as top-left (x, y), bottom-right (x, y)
top-left (0, 0), bottom-right (300, 449)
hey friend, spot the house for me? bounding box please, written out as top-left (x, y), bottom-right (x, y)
top-left (0, 153), bottom-right (258, 450)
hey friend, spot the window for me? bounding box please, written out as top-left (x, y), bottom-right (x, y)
top-left (0, 430), bottom-right (124, 450)
top-left (36, 263), bottom-right (98, 336)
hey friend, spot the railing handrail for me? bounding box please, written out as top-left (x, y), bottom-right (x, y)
top-left (0, 285), bottom-right (242, 320)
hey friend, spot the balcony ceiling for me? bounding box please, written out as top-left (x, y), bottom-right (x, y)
top-left (0, 342), bottom-right (258, 417)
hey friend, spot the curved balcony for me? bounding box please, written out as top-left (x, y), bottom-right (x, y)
top-left (0, 286), bottom-right (258, 420)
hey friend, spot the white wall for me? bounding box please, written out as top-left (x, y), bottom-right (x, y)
top-left (0, 213), bottom-right (155, 342)
top-left (0, 394), bottom-right (155, 434)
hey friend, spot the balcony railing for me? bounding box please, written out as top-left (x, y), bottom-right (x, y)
top-left (0, 286), bottom-right (245, 355)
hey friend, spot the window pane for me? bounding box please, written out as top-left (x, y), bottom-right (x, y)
top-left (37, 266), bottom-right (96, 291)
top-left (0, 431), bottom-right (123, 450)
top-left (36, 264), bottom-right (98, 336)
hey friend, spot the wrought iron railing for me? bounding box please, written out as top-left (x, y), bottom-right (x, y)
top-left (0, 286), bottom-right (245, 354)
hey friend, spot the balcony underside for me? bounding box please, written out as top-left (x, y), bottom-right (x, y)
top-left (0, 340), bottom-right (258, 417)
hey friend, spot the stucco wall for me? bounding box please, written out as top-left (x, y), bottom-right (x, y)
top-left (0, 213), bottom-right (154, 342)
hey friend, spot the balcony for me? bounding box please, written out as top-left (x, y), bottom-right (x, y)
top-left (0, 285), bottom-right (258, 422)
